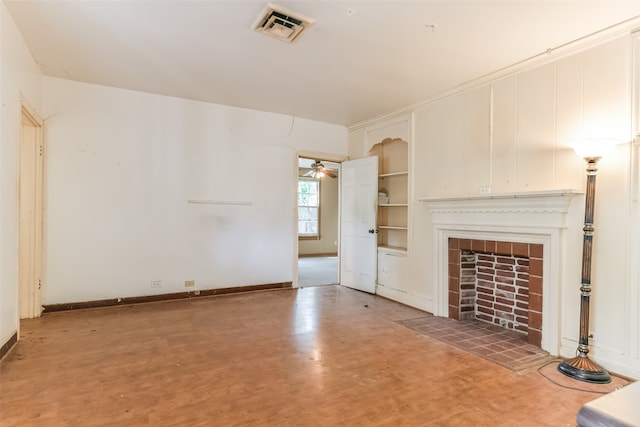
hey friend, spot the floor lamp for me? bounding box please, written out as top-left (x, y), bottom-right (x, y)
top-left (557, 138), bottom-right (617, 384)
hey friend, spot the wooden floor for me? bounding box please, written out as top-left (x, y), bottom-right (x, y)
top-left (1, 285), bottom-right (602, 426)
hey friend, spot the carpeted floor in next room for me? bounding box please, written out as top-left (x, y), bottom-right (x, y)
top-left (298, 255), bottom-right (338, 287)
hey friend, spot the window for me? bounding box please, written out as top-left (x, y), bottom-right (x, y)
top-left (298, 178), bottom-right (320, 238)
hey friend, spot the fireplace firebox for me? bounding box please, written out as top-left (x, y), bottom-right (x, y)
top-left (448, 238), bottom-right (543, 347)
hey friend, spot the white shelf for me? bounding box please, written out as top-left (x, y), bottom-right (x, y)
top-left (379, 171), bottom-right (408, 178)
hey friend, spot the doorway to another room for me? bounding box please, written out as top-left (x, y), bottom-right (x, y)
top-left (297, 157), bottom-right (340, 287)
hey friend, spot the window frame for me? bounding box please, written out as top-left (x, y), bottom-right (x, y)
top-left (298, 177), bottom-right (321, 240)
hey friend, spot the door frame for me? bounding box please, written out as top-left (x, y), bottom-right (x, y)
top-left (293, 151), bottom-right (347, 288)
top-left (18, 101), bottom-right (45, 319)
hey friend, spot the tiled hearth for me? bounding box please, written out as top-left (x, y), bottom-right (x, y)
top-left (448, 238), bottom-right (543, 347)
top-left (397, 314), bottom-right (553, 372)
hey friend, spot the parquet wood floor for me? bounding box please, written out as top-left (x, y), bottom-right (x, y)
top-left (0, 285), bottom-right (607, 426)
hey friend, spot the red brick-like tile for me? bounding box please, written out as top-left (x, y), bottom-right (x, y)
top-left (496, 241), bottom-right (512, 255)
top-left (530, 257), bottom-right (543, 276)
top-left (529, 275), bottom-right (542, 295)
top-left (512, 242), bottom-right (529, 257)
top-left (449, 305), bottom-right (459, 320)
top-left (528, 329), bottom-right (542, 347)
top-left (448, 291), bottom-right (459, 307)
top-left (530, 243), bottom-right (543, 258)
top-left (471, 239), bottom-right (485, 252)
top-left (529, 293), bottom-right (543, 312)
top-left (529, 311), bottom-right (542, 330)
top-left (460, 239), bottom-right (472, 250)
top-left (449, 249), bottom-right (460, 264)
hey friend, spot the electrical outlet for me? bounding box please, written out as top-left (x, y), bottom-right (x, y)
top-left (589, 331), bottom-right (598, 342)
top-left (150, 280), bottom-right (162, 289)
top-left (185, 280), bottom-right (195, 287)
top-left (480, 186), bottom-right (491, 194)
top-left (499, 319), bottom-right (508, 327)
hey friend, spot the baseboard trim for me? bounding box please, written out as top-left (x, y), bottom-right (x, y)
top-left (298, 253), bottom-right (338, 258)
top-left (42, 282), bottom-right (293, 313)
top-left (0, 331), bottom-right (18, 361)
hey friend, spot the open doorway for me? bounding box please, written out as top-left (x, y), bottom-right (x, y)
top-left (297, 157), bottom-right (340, 287)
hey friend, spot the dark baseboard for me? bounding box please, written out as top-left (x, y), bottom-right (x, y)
top-left (42, 282), bottom-right (293, 313)
top-left (0, 331), bottom-right (18, 361)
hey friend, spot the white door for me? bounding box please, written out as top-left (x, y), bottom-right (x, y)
top-left (340, 156), bottom-right (378, 293)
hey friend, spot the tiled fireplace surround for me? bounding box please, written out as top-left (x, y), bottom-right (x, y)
top-left (421, 190), bottom-right (583, 355)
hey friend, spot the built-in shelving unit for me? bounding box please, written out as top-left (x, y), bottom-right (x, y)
top-left (370, 137), bottom-right (409, 293)
top-left (369, 138), bottom-right (408, 252)
top-left (352, 114), bottom-right (414, 304)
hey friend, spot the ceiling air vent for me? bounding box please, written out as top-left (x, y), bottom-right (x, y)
top-left (253, 3), bottom-right (315, 44)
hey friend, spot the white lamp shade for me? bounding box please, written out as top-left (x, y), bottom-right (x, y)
top-left (570, 138), bottom-right (620, 159)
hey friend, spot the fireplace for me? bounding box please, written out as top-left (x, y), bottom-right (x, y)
top-left (419, 190), bottom-right (583, 355)
top-left (448, 238), bottom-right (543, 347)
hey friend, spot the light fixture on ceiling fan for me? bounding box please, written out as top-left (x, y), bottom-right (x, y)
top-left (303, 160), bottom-right (337, 179)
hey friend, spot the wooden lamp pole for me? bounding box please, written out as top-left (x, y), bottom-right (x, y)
top-left (557, 154), bottom-right (611, 383)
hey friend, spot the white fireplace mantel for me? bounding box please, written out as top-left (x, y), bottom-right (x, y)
top-left (419, 189), bottom-right (584, 355)
top-left (418, 189), bottom-right (583, 230)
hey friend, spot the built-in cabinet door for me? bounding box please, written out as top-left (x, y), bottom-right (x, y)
top-left (377, 248), bottom-right (408, 292)
top-left (340, 156), bottom-right (378, 294)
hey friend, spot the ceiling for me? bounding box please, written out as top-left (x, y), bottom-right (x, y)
top-left (5, 1), bottom-right (640, 126)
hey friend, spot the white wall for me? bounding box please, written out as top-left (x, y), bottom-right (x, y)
top-left (42, 77), bottom-right (347, 304)
top-left (350, 35), bottom-right (640, 378)
top-left (0, 4), bottom-right (44, 349)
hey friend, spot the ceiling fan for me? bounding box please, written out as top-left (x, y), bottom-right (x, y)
top-left (303, 160), bottom-right (337, 179)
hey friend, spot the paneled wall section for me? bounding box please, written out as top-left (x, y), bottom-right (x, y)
top-left (351, 34), bottom-right (639, 378)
